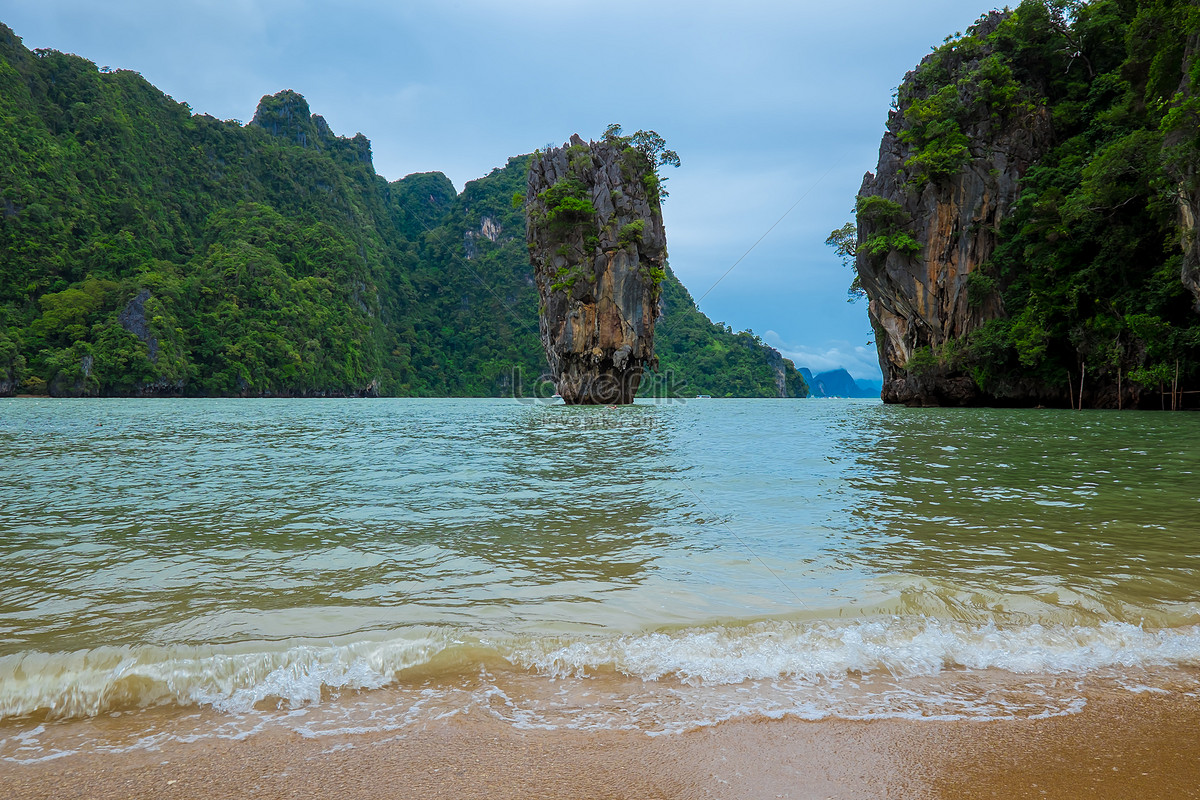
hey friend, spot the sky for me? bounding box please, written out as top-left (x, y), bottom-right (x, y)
top-left (3, 0), bottom-right (997, 381)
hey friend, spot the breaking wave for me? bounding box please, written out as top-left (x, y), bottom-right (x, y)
top-left (3, 617), bottom-right (1200, 724)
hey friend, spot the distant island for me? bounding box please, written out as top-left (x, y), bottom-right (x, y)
top-left (798, 368), bottom-right (882, 399)
top-left (0, 23), bottom-right (807, 399)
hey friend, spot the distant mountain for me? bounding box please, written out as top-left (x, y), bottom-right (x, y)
top-left (799, 367), bottom-right (880, 398)
top-left (855, 377), bottom-right (883, 396)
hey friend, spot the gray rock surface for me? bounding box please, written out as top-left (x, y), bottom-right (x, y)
top-left (526, 134), bottom-right (666, 404)
top-left (856, 11), bottom-right (1052, 406)
top-left (1167, 30), bottom-right (1200, 312)
top-left (118, 288), bottom-right (160, 362)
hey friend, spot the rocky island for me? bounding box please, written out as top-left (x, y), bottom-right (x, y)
top-left (850, 2), bottom-right (1199, 408)
top-left (525, 129), bottom-right (674, 404)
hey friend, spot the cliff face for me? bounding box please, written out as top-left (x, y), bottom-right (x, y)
top-left (526, 135), bottom-right (666, 404)
top-left (857, 11), bottom-right (1052, 406)
top-left (1167, 30), bottom-right (1200, 311)
top-left (854, 3), bottom-right (1200, 410)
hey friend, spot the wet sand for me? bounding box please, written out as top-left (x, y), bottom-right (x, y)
top-left (2, 689), bottom-right (1198, 799)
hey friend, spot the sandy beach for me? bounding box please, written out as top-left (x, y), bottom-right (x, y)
top-left (3, 687), bottom-right (1198, 800)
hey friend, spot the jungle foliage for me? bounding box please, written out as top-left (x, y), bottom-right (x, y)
top-left (0, 23), bottom-right (805, 398)
top-left (842, 0), bottom-right (1200, 404)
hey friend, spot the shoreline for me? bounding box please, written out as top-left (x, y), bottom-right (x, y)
top-left (3, 689), bottom-right (1198, 799)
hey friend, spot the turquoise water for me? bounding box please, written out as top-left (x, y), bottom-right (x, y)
top-left (1, 398), bottom-right (1199, 750)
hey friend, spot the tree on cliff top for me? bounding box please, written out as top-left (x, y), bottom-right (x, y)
top-left (825, 221), bottom-right (864, 303)
top-left (602, 123), bottom-right (681, 201)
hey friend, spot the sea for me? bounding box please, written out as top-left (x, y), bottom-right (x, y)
top-left (1, 397), bottom-right (1198, 762)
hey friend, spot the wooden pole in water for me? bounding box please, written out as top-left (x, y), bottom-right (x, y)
top-left (1068, 370), bottom-right (1074, 411)
top-left (1174, 359), bottom-right (1180, 411)
top-left (1118, 367), bottom-right (1122, 411)
top-left (1079, 362), bottom-right (1086, 410)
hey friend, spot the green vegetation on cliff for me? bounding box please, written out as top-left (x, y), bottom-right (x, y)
top-left (0, 23), bottom-right (805, 398)
top-left (656, 277), bottom-right (808, 398)
top-left (850, 0), bottom-right (1200, 408)
top-left (978, 0), bottom-right (1199, 404)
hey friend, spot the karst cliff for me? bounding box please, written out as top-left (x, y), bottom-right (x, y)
top-left (526, 134), bottom-right (667, 404)
top-left (858, 11), bottom-right (1051, 406)
top-left (854, 2), bottom-right (1200, 409)
top-left (1168, 28), bottom-right (1200, 312)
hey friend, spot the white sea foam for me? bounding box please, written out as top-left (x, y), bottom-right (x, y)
top-left (511, 618), bottom-right (1200, 684)
top-left (0, 632), bottom-right (451, 720)
top-left (2, 617), bottom-right (1198, 725)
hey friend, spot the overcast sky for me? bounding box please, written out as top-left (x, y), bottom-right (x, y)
top-left (4, 0), bottom-right (996, 380)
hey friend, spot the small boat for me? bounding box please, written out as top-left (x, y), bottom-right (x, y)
top-left (695, 394), bottom-right (711, 399)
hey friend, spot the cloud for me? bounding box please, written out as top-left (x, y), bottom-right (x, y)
top-left (763, 331), bottom-right (882, 381)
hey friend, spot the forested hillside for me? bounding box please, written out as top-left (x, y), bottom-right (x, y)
top-left (0, 23), bottom-right (806, 398)
top-left (850, 0), bottom-right (1200, 408)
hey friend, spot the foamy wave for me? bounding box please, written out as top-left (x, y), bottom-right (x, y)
top-left (4, 617), bottom-right (1200, 723)
top-left (0, 633), bottom-right (451, 720)
top-left (511, 618), bottom-right (1200, 684)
